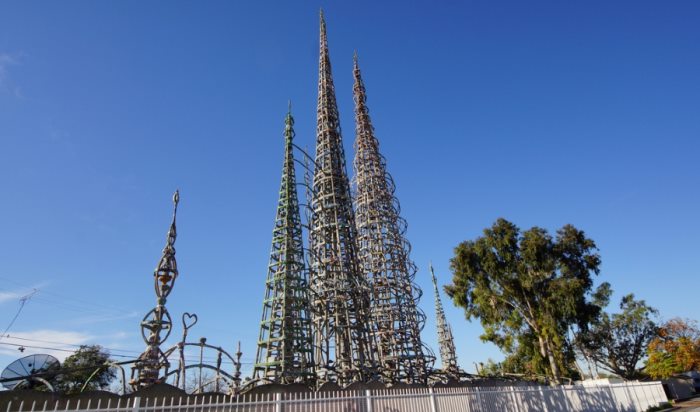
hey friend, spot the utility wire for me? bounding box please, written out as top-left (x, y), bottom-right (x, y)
top-left (0, 342), bottom-right (254, 365)
top-left (0, 276), bottom-right (128, 314)
top-left (0, 290), bottom-right (37, 342)
top-left (0, 335), bottom-right (142, 354)
top-left (1, 335), bottom-right (255, 363)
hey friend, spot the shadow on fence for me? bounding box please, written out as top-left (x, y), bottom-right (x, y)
top-left (0, 381), bottom-right (668, 412)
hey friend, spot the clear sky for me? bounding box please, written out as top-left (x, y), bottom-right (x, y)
top-left (1, 1), bottom-right (698, 382)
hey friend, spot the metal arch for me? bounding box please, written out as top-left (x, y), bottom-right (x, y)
top-left (161, 313), bottom-right (243, 394)
top-left (11, 376), bottom-right (55, 392)
top-left (80, 361), bottom-right (130, 394)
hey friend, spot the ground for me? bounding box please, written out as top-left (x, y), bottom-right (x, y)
top-left (674, 396), bottom-right (700, 411)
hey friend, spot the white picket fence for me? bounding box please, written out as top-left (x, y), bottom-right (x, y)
top-left (4, 381), bottom-right (667, 412)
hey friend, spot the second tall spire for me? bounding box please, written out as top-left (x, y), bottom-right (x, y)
top-left (308, 11), bottom-right (379, 385)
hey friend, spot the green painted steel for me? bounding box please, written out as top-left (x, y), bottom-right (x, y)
top-left (252, 108), bottom-right (314, 384)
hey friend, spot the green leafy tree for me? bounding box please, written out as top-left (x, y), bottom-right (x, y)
top-left (56, 345), bottom-right (116, 394)
top-left (446, 218), bottom-right (609, 383)
top-left (645, 318), bottom-right (700, 379)
top-left (580, 294), bottom-right (658, 380)
top-left (478, 359), bottom-right (503, 376)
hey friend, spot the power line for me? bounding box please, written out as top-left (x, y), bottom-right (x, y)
top-left (0, 341), bottom-right (133, 358)
top-left (30, 296), bottom-right (127, 316)
top-left (0, 290), bottom-right (37, 342)
top-left (0, 288), bottom-right (130, 319)
top-left (0, 335), bottom-right (255, 361)
top-left (0, 334), bottom-right (142, 354)
top-left (0, 342), bottom-right (254, 365)
top-left (0, 276), bottom-right (129, 315)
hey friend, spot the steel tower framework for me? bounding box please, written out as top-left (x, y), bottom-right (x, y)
top-left (430, 264), bottom-right (460, 377)
top-left (352, 54), bottom-right (429, 384)
top-left (253, 108), bottom-right (314, 384)
top-left (132, 191), bottom-right (181, 388)
top-left (308, 11), bottom-right (377, 385)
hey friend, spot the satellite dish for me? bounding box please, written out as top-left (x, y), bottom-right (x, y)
top-left (1, 354), bottom-right (60, 390)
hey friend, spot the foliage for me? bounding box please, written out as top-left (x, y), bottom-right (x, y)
top-left (645, 318), bottom-right (700, 379)
top-left (446, 218), bottom-right (609, 383)
top-left (56, 345), bottom-right (116, 394)
top-left (645, 402), bottom-right (673, 412)
top-left (479, 359), bottom-right (503, 376)
top-left (580, 294), bottom-right (658, 380)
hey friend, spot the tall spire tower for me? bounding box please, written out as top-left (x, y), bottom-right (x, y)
top-left (430, 264), bottom-right (460, 378)
top-left (308, 10), bottom-right (377, 385)
top-left (132, 191), bottom-right (180, 388)
top-left (253, 107), bottom-right (314, 384)
top-left (352, 54), bottom-right (429, 383)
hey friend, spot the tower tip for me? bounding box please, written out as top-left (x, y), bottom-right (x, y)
top-left (173, 190), bottom-right (180, 209)
top-left (284, 103), bottom-right (294, 141)
top-left (429, 262), bottom-right (438, 282)
top-left (319, 8), bottom-right (327, 44)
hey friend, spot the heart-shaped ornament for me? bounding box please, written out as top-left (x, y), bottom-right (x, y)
top-left (182, 312), bottom-right (198, 331)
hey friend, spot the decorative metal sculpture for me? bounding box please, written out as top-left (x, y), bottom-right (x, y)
top-left (430, 264), bottom-right (461, 378)
top-left (162, 313), bottom-right (243, 394)
top-left (352, 53), bottom-right (432, 384)
top-left (253, 106), bottom-right (315, 384)
top-left (131, 190), bottom-right (180, 388)
top-left (308, 10), bottom-right (378, 385)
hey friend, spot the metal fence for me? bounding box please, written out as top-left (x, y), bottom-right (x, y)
top-left (3, 381), bottom-right (667, 412)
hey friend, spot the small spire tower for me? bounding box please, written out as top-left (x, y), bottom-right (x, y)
top-left (253, 107), bottom-right (314, 383)
top-left (308, 11), bottom-right (377, 385)
top-left (430, 264), bottom-right (460, 377)
top-left (352, 54), bottom-right (429, 383)
top-left (132, 191), bottom-right (181, 388)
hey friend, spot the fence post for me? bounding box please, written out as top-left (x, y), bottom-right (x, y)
top-left (538, 387), bottom-right (549, 412)
top-left (428, 387), bottom-right (438, 412)
top-left (275, 393), bottom-right (282, 412)
top-left (131, 396), bottom-right (140, 412)
top-left (510, 387), bottom-right (521, 412)
top-left (561, 386), bottom-right (574, 411)
top-left (365, 389), bottom-right (373, 412)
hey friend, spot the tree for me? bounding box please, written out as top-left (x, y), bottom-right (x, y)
top-left (56, 345), bottom-right (116, 393)
top-left (645, 318), bottom-right (700, 379)
top-left (581, 294), bottom-right (658, 379)
top-left (446, 218), bottom-right (609, 383)
top-left (478, 359), bottom-right (503, 376)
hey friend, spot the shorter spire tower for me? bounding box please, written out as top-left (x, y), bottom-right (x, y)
top-left (132, 191), bottom-right (181, 389)
top-left (253, 107), bottom-right (314, 384)
top-left (430, 264), bottom-right (460, 378)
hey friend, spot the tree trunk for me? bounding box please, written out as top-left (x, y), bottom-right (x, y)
top-left (542, 336), bottom-right (561, 384)
top-left (537, 334), bottom-right (547, 359)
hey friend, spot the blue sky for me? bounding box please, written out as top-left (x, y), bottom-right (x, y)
top-left (0, 0), bottom-right (698, 382)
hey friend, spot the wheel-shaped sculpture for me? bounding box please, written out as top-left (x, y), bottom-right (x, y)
top-left (140, 307), bottom-right (173, 344)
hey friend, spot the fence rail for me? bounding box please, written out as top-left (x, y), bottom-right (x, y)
top-left (3, 381), bottom-right (667, 412)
